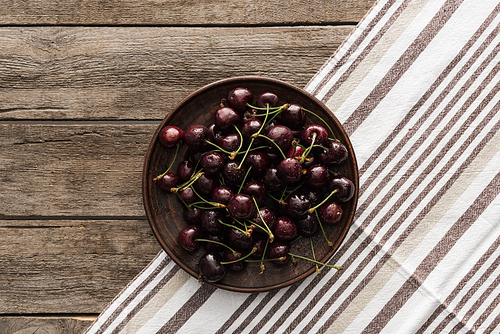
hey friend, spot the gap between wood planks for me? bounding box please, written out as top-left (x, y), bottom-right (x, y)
top-left (0, 313), bottom-right (99, 321)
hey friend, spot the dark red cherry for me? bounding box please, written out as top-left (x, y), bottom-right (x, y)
top-left (222, 161), bottom-right (247, 185)
top-left (263, 166), bottom-right (286, 191)
top-left (267, 240), bottom-right (290, 265)
top-left (274, 216), bottom-right (298, 241)
top-left (200, 151), bottom-right (225, 175)
top-left (157, 172), bottom-right (178, 192)
top-left (200, 209), bottom-right (224, 234)
top-left (286, 145), bottom-right (305, 159)
top-left (227, 87), bottom-right (254, 113)
top-left (228, 227), bottom-right (253, 249)
top-left (199, 252), bottom-right (226, 283)
top-left (320, 140), bottom-right (349, 165)
top-left (177, 225), bottom-right (203, 252)
top-left (211, 185), bottom-right (234, 205)
top-left (277, 158), bottom-right (303, 184)
top-left (183, 207), bottom-right (203, 225)
top-left (302, 124), bottom-right (329, 146)
top-left (159, 125), bottom-right (184, 148)
top-left (256, 91), bottom-right (280, 108)
top-left (243, 151), bottom-right (269, 175)
top-left (184, 124), bottom-right (211, 151)
top-left (243, 181), bottom-right (266, 206)
top-left (265, 125), bottom-right (293, 153)
top-left (328, 176), bottom-right (355, 202)
top-left (214, 107), bottom-right (240, 132)
top-left (263, 118), bottom-right (280, 135)
top-left (318, 200), bottom-right (343, 225)
top-left (208, 123), bottom-right (224, 141)
top-left (251, 206), bottom-right (277, 234)
top-left (296, 214), bottom-right (319, 237)
top-left (286, 191), bottom-right (311, 218)
top-left (301, 187), bottom-right (323, 207)
top-left (223, 249), bottom-right (246, 271)
top-left (177, 160), bottom-right (195, 182)
top-left (242, 117), bottom-right (262, 142)
top-left (306, 164), bottom-right (329, 188)
top-left (262, 146), bottom-right (282, 165)
top-left (178, 186), bottom-right (196, 203)
top-left (281, 103), bottom-right (306, 130)
top-left (193, 173), bottom-right (219, 195)
top-left (228, 194), bottom-right (255, 219)
top-left (217, 133), bottom-right (241, 152)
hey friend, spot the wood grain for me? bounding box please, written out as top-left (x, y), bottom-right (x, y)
top-left (0, 26), bottom-right (352, 120)
top-left (0, 0), bottom-right (373, 328)
top-left (0, 0), bottom-right (374, 26)
top-left (1, 124), bottom-right (155, 217)
top-left (0, 219), bottom-right (160, 313)
top-left (0, 317), bottom-right (93, 334)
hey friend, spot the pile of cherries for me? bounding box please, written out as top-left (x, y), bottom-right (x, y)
top-left (155, 87), bottom-right (354, 283)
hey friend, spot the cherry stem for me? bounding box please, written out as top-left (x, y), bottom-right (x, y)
top-left (252, 196), bottom-right (275, 242)
top-left (171, 171), bottom-right (204, 193)
top-left (205, 140), bottom-right (233, 155)
top-left (257, 134), bottom-right (286, 159)
top-left (260, 237), bottom-right (270, 274)
top-left (247, 220), bottom-right (267, 233)
top-left (236, 145), bottom-right (270, 154)
top-left (279, 185), bottom-right (288, 205)
top-left (246, 102), bottom-right (285, 111)
top-left (190, 186), bottom-right (226, 208)
top-left (218, 219), bottom-right (253, 237)
top-left (267, 193), bottom-right (282, 204)
top-left (238, 165), bottom-right (253, 193)
top-left (221, 247), bottom-right (258, 265)
top-left (231, 124), bottom-right (244, 159)
top-left (314, 210), bottom-right (333, 247)
top-left (289, 182), bottom-right (304, 195)
top-left (196, 238), bottom-right (237, 256)
top-left (288, 252), bottom-right (341, 270)
top-left (328, 170), bottom-right (340, 177)
top-left (175, 192), bottom-right (190, 209)
top-left (237, 104), bottom-right (270, 169)
top-left (302, 107), bottom-right (337, 140)
top-left (154, 142), bottom-right (180, 181)
top-left (301, 133), bottom-right (317, 162)
top-left (263, 104), bottom-right (289, 127)
top-left (310, 237), bottom-right (320, 274)
top-left (262, 103), bottom-right (270, 131)
top-left (218, 173), bottom-right (226, 185)
top-left (189, 203), bottom-right (223, 210)
top-left (248, 109), bottom-right (283, 117)
top-left (307, 189), bottom-right (338, 214)
top-left (237, 137), bottom-right (254, 169)
top-left (245, 256), bottom-right (286, 263)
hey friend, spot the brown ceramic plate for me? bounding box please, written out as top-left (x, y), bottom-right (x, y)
top-left (142, 76), bottom-right (358, 292)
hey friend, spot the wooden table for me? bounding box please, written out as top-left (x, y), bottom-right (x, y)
top-left (0, 1), bottom-right (374, 332)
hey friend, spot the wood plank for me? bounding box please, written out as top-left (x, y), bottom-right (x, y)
top-left (0, 219), bottom-right (161, 313)
top-left (0, 26), bottom-right (352, 120)
top-left (0, 0), bottom-right (374, 26)
top-left (1, 124), bottom-right (155, 217)
top-left (0, 317), bottom-right (93, 334)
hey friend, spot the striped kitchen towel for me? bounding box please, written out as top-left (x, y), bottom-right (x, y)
top-left (85, 0), bottom-right (500, 332)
